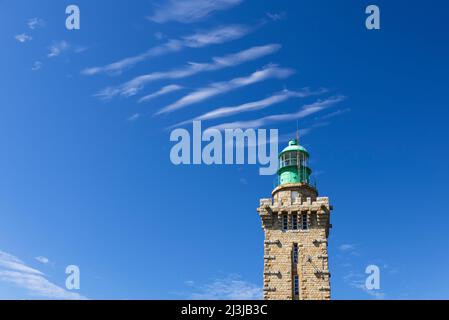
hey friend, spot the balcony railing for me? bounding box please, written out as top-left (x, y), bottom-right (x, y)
top-left (273, 176), bottom-right (317, 189)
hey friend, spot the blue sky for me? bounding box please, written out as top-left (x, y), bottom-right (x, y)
top-left (1, 0), bottom-right (449, 299)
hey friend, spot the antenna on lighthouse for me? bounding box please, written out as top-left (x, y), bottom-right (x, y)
top-left (296, 120), bottom-right (300, 144)
top-left (296, 121), bottom-right (301, 183)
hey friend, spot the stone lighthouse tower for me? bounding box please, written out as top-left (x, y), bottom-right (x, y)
top-left (257, 139), bottom-right (332, 300)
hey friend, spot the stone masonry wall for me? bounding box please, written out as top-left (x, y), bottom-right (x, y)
top-left (257, 184), bottom-right (332, 300)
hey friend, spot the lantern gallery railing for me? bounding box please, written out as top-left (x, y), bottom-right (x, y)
top-left (273, 176), bottom-right (317, 189)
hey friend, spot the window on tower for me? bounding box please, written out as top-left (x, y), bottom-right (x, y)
top-left (285, 153), bottom-right (291, 166)
top-left (291, 191), bottom-right (299, 203)
top-left (292, 213), bottom-right (298, 230)
top-left (282, 214), bottom-right (288, 231)
top-left (291, 153), bottom-right (298, 166)
top-left (293, 275), bottom-right (299, 297)
top-left (293, 243), bottom-right (299, 264)
top-left (301, 213), bottom-right (308, 230)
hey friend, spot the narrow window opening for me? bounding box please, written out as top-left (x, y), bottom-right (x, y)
top-left (291, 191), bottom-right (299, 203)
top-left (292, 214), bottom-right (298, 230)
top-left (293, 243), bottom-right (299, 264)
top-left (293, 275), bottom-right (299, 298)
top-left (282, 214), bottom-right (288, 231)
top-left (301, 213), bottom-right (308, 230)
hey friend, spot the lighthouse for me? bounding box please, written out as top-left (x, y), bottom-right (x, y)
top-left (257, 139), bottom-right (332, 300)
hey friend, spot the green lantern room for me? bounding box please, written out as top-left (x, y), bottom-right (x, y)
top-left (277, 139), bottom-right (312, 185)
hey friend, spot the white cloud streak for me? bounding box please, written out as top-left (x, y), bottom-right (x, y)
top-left (139, 84), bottom-right (183, 103)
top-left (15, 33), bottom-right (32, 43)
top-left (47, 41), bottom-right (70, 58)
top-left (185, 274), bottom-right (262, 300)
top-left (157, 65), bottom-right (295, 115)
top-left (319, 108), bottom-right (351, 120)
top-left (259, 108), bottom-right (349, 147)
top-left (127, 113), bottom-right (140, 121)
top-left (0, 250), bottom-right (87, 300)
top-left (96, 44), bottom-right (281, 99)
top-left (35, 256), bottom-right (50, 265)
top-left (31, 61), bottom-right (43, 71)
top-left (149, 0), bottom-right (243, 23)
top-left (176, 87), bottom-right (327, 125)
top-left (82, 25), bottom-right (252, 76)
top-left (343, 271), bottom-right (386, 300)
top-left (275, 107), bottom-right (350, 139)
top-left (210, 95), bottom-right (345, 130)
top-left (28, 18), bottom-right (45, 30)
top-left (339, 244), bottom-right (357, 252)
top-left (266, 12), bottom-right (286, 21)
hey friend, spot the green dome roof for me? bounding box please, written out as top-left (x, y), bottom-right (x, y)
top-left (279, 139), bottom-right (309, 157)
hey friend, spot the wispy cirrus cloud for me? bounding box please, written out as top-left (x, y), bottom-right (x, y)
top-left (175, 87), bottom-right (327, 125)
top-left (31, 61), bottom-right (43, 71)
top-left (14, 18), bottom-right (45, 43)
top-left (319, 108), bottom-right (351, 120)
top-left (127, 113), bottom-right (140, 122)
top-left (82, 24), bottom-right (252, 76)
top-left (210, 95), bottom-right (345, 130)
top-left (282, 107), bottom-right (350, 138)
top-left (96, 44), bottom-right (281, 99)
top-left (28, 17), bottom-right (45, 30)
top-left (265, 108), bottom-right (349, 146)
top-left (35, 256), bottom-right (50, 265)
top-left (139, 84), bottom-right (184, 103)
top-left (47, 41), bottom-right (70, 58)
top-left (343, 271), bottom-right (386, 300)
top-left (338, 243), bottom-right (388, 299)
top-left (184, 274), bottom-right (262, 300)
top-left (157, 65), bottom-right (295, 115)
top-left (339, 243), bottom-right (357, 252)
top-left (15, 33), bottom-right (32, 43)
top-left (277, 125), bottom-right (325, 145)
top-left (266, 12), bottom-right (286, 22)
top-left (149, 0), bottom-right (243, 23)
top-left (0, 250), bottom-right (86, 300)
top-left (338, 242), bottom-right (360, 256)
top-left (299, 121), bottom-right (331, 135)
